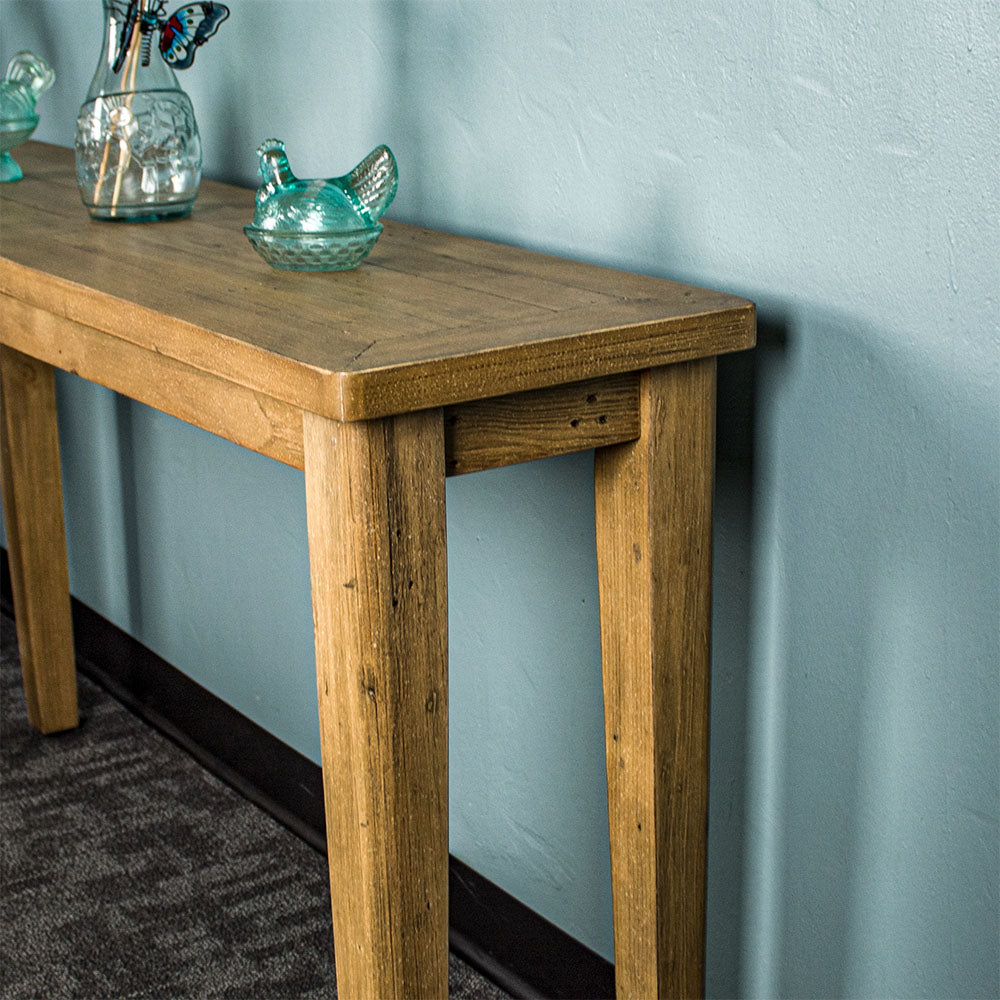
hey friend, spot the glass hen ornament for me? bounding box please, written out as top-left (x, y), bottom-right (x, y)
top-left (0, 52), bottom-right (55, 183)
top-left (75, 0), bottom-right (229, 221)
top-left (244, 139), bottom-right (398, 271)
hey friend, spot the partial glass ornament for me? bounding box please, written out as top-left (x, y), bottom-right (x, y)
top-left (0, 52), bottom-right (55, 183)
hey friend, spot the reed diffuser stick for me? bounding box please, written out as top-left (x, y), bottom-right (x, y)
top-left (93, 2), bottom-right (144, 214)
top-left (109, 38), bottom-right (142, 216)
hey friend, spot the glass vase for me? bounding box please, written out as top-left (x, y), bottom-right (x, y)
top-left (75, 0), bottom-right (202, 221)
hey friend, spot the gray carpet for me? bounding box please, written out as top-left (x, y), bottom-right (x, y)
top-left (0, 612), bottom-right (509, 1000)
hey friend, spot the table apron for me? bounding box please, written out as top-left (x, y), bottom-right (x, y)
top-left (0, 293), bottom-right (306, 468)
top-left (1, 293), bottom-right (642, 476)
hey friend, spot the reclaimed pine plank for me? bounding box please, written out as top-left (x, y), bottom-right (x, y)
top-left (2, 142), bottom-right (755, 422)
top-left (304, 407), bottom-right (449, 999)
top-left (0, 345), bottom-right (78, 733)
top-left (595, 359), bottom-right (716, 999)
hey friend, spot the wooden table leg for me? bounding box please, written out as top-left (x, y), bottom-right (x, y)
top-left (0, 345), bottom-right (78, 733)
top-left (303, 407), bottom-right (449, 1000)
top-left (594, 359), bottom-right (716, 1000)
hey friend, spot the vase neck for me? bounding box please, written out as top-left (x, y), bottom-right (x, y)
top-left (87, 0), bottom-right (180, 100)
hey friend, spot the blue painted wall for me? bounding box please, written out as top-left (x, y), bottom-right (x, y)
top-left (2, 2), bottom-right (997, 996)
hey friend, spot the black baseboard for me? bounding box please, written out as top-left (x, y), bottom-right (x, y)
top-left (0, 549), bottom-right (613, 999)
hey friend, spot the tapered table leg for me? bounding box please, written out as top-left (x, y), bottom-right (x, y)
top-left (0, 345), bottom-right (78, 733)
top-left (595, 359), bottom-right (716, 1000)
top-left (303, 407), bottom-right (449, 1000)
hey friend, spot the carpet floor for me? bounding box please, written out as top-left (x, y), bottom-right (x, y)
top-left (0, 611), bottom-right (509, 1000)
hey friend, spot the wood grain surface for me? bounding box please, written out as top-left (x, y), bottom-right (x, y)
top-left (443, 373), bottom-right (640, 475)
top-left (1, 143), bottom-right (755, 421)
top-left (304, 408), bottom-right (449, 999)
top-left (1, 291), bottom-right (644, 476)
top-left (595, 360), bottom-right (716, 999)
top-left (0, 346), bottom-right (78, 733)
top-left (0, 294), bottom-right (305, 468)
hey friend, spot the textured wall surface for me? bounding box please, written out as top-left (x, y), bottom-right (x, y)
top-left (2, 2), bottom-right (998, 996)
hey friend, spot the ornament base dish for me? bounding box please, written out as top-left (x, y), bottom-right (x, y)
top-left (0, 115), bottom-right (38, 182)
top-left (243, 224), bottom-right (382, 272)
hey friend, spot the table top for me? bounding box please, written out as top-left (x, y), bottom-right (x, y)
top-left (1, 142), bottom-right (754, 421)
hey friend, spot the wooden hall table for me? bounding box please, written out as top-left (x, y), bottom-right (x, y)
top-left (0, 142), bottom-right (754, 1000)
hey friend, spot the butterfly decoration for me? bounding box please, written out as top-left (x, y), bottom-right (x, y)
top-left (112, 1), bottom-right (230, 74)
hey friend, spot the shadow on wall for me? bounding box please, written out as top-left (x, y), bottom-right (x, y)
top-left (705, 313), bottom-right (785, 999)
top-left (744, 305), bottom-right (999, 999)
